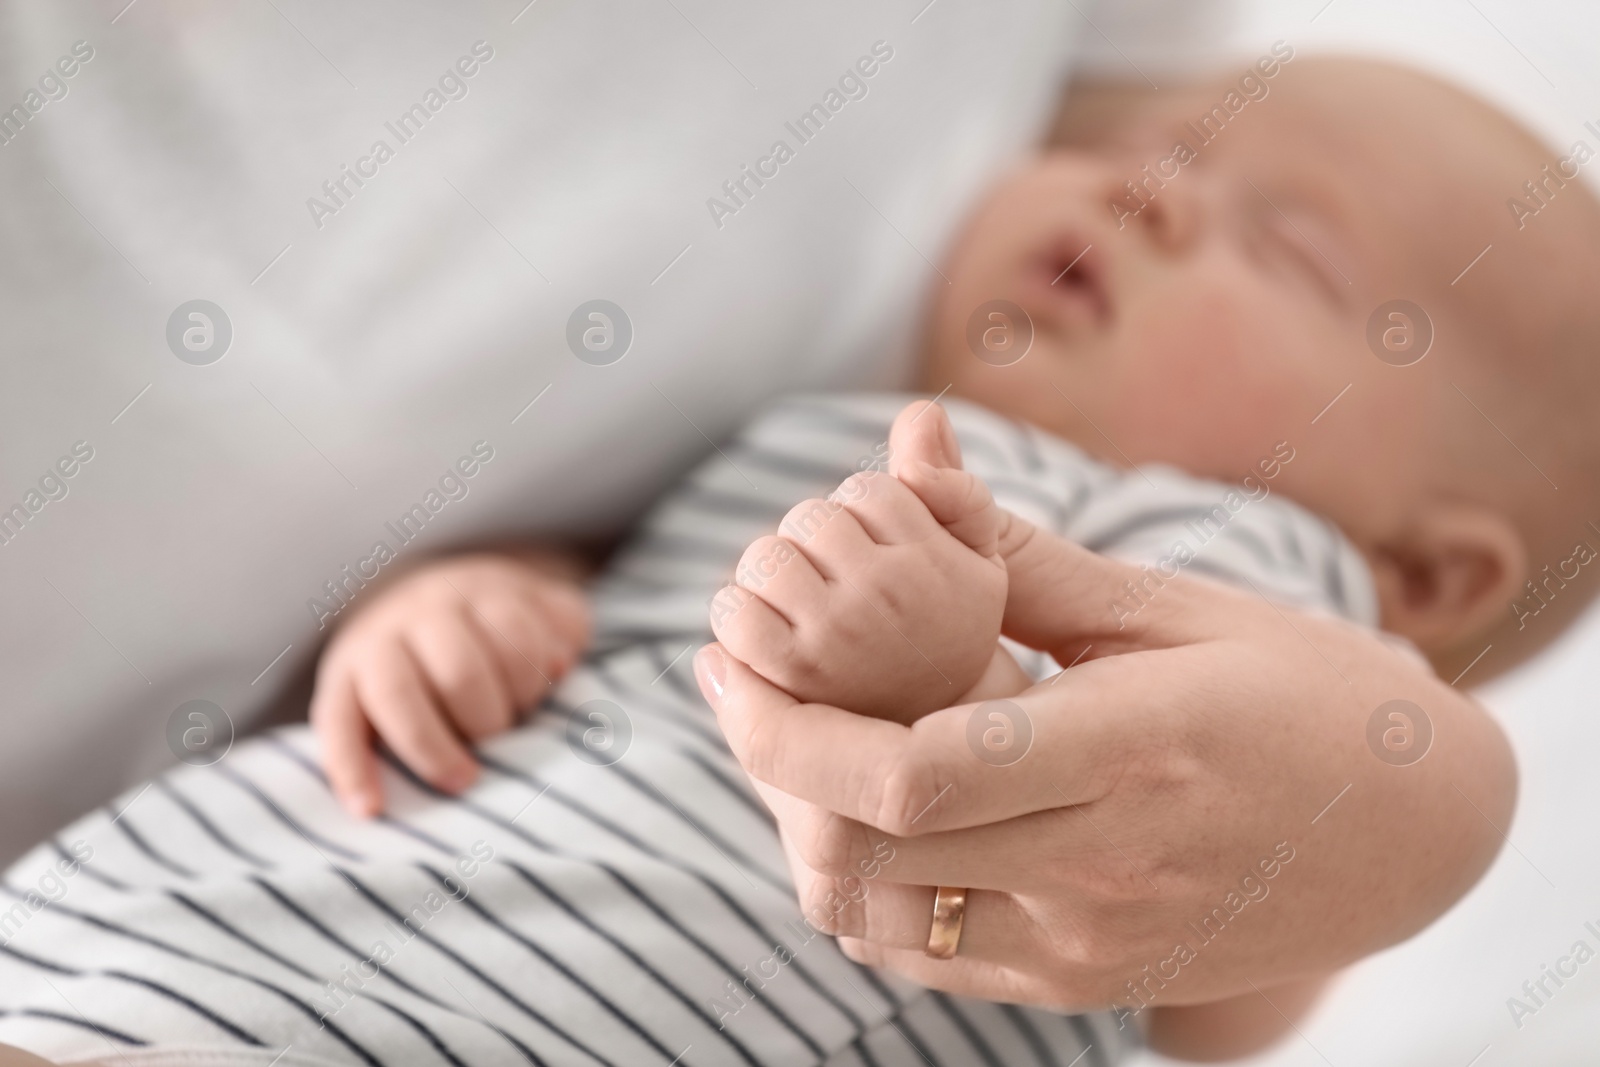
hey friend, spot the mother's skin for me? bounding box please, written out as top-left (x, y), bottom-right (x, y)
top-left (696, 548), bottom-right (1515, 1057)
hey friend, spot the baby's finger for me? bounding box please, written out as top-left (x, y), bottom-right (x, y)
top-left (465, 594), bottom-right (566, 708)
top-left (888, 400), bottom-right (964, 474)
top-left (525, 577), bottom-right (592, 651)
top-left (836, 470), bottom-right (944, 545)
top-left (407, 612), bottom-right (515, 741)
top-left (709, 583), bottom-right (793, 664)
top-left (310, 667), bottom-right (383, 817)
top-left (355, 640), bottom-right (479, 793)
top-left (734, 535), bottom-right (829, 621)
top-left (897, 461), bottom-right (1004, 559)
top-left (777, 497), bottom-right (876, 579)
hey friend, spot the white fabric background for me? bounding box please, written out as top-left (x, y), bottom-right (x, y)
top-left (1090, 3), bottom-right (1600, 1063)
top-left (0, 0), bottom-right (1083, 862)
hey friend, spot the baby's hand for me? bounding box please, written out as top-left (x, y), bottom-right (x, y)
top-left (310, 553), bottom-right (589, 816)
top-left (710, 401), bottom-right (1006, 724)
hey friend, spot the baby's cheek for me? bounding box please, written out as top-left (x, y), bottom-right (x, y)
top-left (1112, 297), bottom-right (1307, 470)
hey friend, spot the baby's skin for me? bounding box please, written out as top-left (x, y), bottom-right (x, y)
top-left (308, 394), bottom-right (1033, 822)
top-left (709, 399), bottom-right (1080, 724)
top-left (309, 547), bottom-right (590, 817)
top-left (710, 402), bottom-right (1011, 724)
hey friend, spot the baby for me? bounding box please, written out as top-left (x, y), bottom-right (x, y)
top-left (4, 54), bottom-right (1599, 1067)
top-left (317, 53), bottom-right (1600, 802)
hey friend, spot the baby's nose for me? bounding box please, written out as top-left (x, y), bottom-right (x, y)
top-left (1103, 160), bottom-right (1201, 254)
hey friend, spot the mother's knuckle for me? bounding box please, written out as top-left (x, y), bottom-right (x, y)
top-left (1081, 857), bottom-right (1164, 905)
top-left (868, 759), bottom-right (942, 837)
top-left (796, 876), bottom-right (851, 936)
top-left (737, 698), bottom-right (783, 780)
top-left (1060, 920), bottom-right (1128, 972)
top-left (797, 810), bottom-right (866, 878)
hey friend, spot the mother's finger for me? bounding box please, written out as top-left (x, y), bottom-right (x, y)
top-left (767, 782), bottom-right (1146, 895)
top-left (773, 819), bottom-right (1052, 967)
top-left (699, 643), bottom-right (1135, 835)
top-left (836, 939), bottom-right (1047, 1006)
top-left (796, 871), bottom-right (1047, 964)
top-left (982, 506), bottom-right (1243, 663)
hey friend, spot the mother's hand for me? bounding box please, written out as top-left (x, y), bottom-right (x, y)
top-left (693, 547), bottom-right (1516, 1015)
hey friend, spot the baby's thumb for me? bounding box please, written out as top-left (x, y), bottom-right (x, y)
top-left (888, 399), bottom-right (963, 475)
top-left (897, 460), bottom-right (1004, 559)
top-left (888, 401), bottom-right (1002, 558)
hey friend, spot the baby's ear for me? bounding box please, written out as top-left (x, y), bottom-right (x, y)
top-left (887, 400), bottom-right (964, 476)
top-left (1368, 504), bottom-right (1526, 664)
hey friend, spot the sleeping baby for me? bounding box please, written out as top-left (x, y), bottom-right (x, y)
top-left (2, 54), bottom-right (1598, 1067)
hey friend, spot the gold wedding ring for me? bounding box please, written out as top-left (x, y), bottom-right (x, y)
top-left (925, 885), bottom-right (968, 960)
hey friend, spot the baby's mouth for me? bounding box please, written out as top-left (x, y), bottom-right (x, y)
top-left (1029, 237), bottom-right (1111, 334)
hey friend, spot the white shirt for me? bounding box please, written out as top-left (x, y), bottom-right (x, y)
top-left (0, 1), bottom-right (1084, 861)
top-left (0, 393), bottom-right (1374, 1067)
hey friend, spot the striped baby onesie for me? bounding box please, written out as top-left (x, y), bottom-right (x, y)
top-left (0, 394), bottom-right (1375, 1067)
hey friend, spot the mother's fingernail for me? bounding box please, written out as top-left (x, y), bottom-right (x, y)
top-left (695, 644), bottom-right (727, 702)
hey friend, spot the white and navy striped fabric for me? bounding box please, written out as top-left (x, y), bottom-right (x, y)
top-left (0, 394), bottom-right (1376, 1067)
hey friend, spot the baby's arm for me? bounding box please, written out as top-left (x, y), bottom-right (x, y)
top-left (310, 547), bottom-right (590, 816)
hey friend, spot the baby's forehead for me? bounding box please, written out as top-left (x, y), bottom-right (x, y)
top-left (1185, 62), bottom-right (1600, 393)
top-left (1130, 61), bottom-right (1540, 260)
top-left (1154, 59), bottom-right (1535, 189)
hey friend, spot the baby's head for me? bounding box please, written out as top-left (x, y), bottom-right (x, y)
top-left (923, 55), bottom-right (1600, 679)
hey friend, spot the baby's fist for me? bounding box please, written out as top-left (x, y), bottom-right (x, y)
top-left (711, 449), bottom-right (1005, 724)
top-left (310, 552), bottom-right (589, 816)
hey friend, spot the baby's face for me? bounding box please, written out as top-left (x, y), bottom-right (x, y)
top-left (921, 62), bottom-right (1524, 547)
